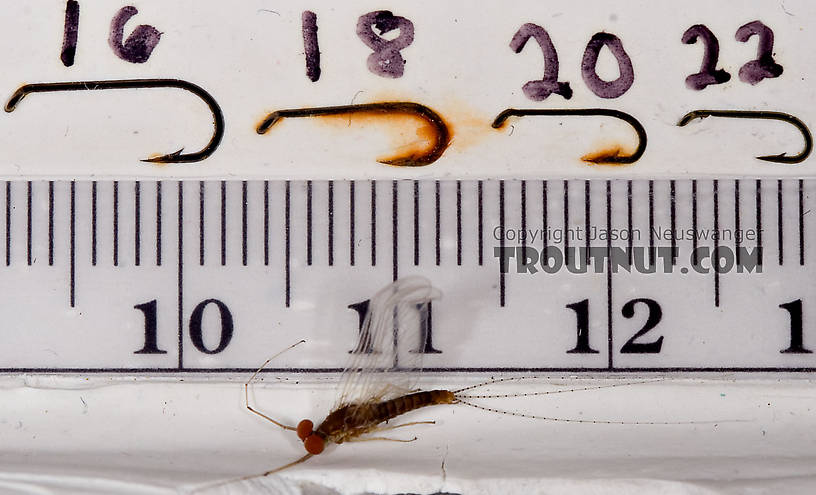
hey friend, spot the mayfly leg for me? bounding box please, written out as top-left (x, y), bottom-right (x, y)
top-left (244, 339), bottom-right (306, 432)
top-left (350, 437), bottom-right (418, 443)
top-left (377, 420), bottom-right (436, 431)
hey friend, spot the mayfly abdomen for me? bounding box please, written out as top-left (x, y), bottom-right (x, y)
top-left (372, 389), bottom-right (456, 424)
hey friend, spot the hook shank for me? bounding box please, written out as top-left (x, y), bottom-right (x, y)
top-left (257, 102), bottom-right (451, 167)
top-left (492, 108), bottom-right (647, 164)
top-left (678, 110), bottom-right (812, 164)
top-left (5, 79), bottom-right (224, 163)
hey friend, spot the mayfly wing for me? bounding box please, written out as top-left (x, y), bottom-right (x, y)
top-left (336, 276), bottom-right (442, 412)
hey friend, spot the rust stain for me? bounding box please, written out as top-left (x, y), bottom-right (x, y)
top-left (581, 144), bottom-right (635, 166)
top-left (308, 110), bottom-right (447, 166)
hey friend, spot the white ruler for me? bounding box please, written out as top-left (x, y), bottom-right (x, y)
top-left (4, 178), bottom-right (814, 372)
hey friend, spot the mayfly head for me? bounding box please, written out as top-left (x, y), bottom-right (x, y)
top-left (296, 419), bottom-right (326, 454)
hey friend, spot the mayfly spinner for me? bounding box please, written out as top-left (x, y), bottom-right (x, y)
top-left (241, 276), bottom-right (702, 478)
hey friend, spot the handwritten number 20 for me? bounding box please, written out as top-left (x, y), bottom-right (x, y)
top-left (511, 25), bottom-right (635, 101)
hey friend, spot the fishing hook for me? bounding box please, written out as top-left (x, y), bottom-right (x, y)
top-left (5, 79), bottom-right (224, 163)
top-left (492, 108), bottom-right (647, 164)
top-left (677, 110), bottom-right (812, 164)
top-left (257, 102), bottom-right (451, 167)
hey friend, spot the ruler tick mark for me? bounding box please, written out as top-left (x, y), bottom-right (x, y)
top-left (584, 180), bottom-right (590, 265)
top-left (778, 179), bottom-right (784, 266)
top-left (648, 180), bottom-right (654, 267)
top-left (542, 180), bottom-right (548, 254)
top-left (264, 181), bottom-right (269, 266)
top-left (713, 180), bottom-right (720, 307)
top-left (221, 180), bottom-right (227, 267)
top-left (70, 181), bottom-right (75, 308)
top-left (370, 180), bottom-right (376, 267)
top-left (457, 180), bottom-right (463, 265)
top-left (670, 180), bottom-right (677, 266)
top-left (413, 180), bottom-right (419, 266)
top-left (692, 180), bottom-right (698, 266)
top-left (49, 181), bottom-right (54, 266)
top-left (156, 181), bottom-right (162, 266)
top-left (392, 180), bottom-right (398, 281)
top-left (285, 181), bottom-right (291, 307)
top-left (135, 181), bottom-right (141, 267)
top-left (435, 180), bottom-right (441, 266)
top-left (564, 180), bottom-right (570, 266)
top-left (499, 180), bottom-right (506, 307)
top-left (112, 181), bottom-right (118, 267)
top-left (757, 179), bottom-right (763, 267)
top-left (606, 180), bottom-right (613, 370)
top-left (627, 180), bottom-right (633, 266)
top-left (242, 180), bottom-right (248, 266)
top-left (349, 181), bottom-right (355, 266)
top-left (91, 181), bottom-right (97, 266)
top-left (4, 182), bottom-right (8, 267)
top-left (735, 180), bottom-right (741, 266)
top-left (177, 181), bottom-right (184, 370)
top-left (520, 180), bottom-right (527, 252)
top-left (478, 181), bottom-right (483, 266)
top-left (306, 180), bottom-right (313, 266)
top-left (800, 179), bottom-right (805, 266)
top-left (199, 181), bottom-right (205, 266)
top-left (328, 180), bottom-right (334, 267)
top-left (26, 181), bottom-right (32, 266)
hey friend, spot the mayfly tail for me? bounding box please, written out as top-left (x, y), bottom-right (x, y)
top-left (453, 377), bottom-right (663, 397)
top-left (454, 398), bottom-right (737, 425)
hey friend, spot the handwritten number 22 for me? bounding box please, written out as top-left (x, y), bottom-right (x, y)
top-left (683, 20), bottom-right (782, 90)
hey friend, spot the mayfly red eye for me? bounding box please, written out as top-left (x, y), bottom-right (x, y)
top-left (304, 434), bottom-right (325, 455)
top-left (296, 419), bottom-right (313, 440)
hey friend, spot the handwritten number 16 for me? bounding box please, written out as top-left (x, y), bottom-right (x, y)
top-left (61, 1), bottom-right (161, 67)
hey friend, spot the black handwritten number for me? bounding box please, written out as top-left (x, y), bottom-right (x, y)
top-left (109, 6), bottom-right (161, 64)
top-left (779, 299), bottom-right (812, 354)
top-left (736, 20), bottom-right (783, 85)
top-left (565, 299), bottom-right (598, 354)
top-left (510, 24), bottom-right (572, 101)
top-left (581, 33), bottom-right (635, 99)
top-left (682, 25), bottom-right (731, 90)
top-left (134, 299), bottom-right (167, 354)
top-left (620, 298), bottom-right (663, 353)
top-left (189, 299), bottom-right (234, 354)
top-left (61, 0), bottom-right (80, 67)
top-left (302, 11), bottom-right (321, 82)
top-left (356, 11), bottom-right (415, 78)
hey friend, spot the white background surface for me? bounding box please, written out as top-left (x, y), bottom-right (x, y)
top-left (1, 375), bottom-right (816, 494)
